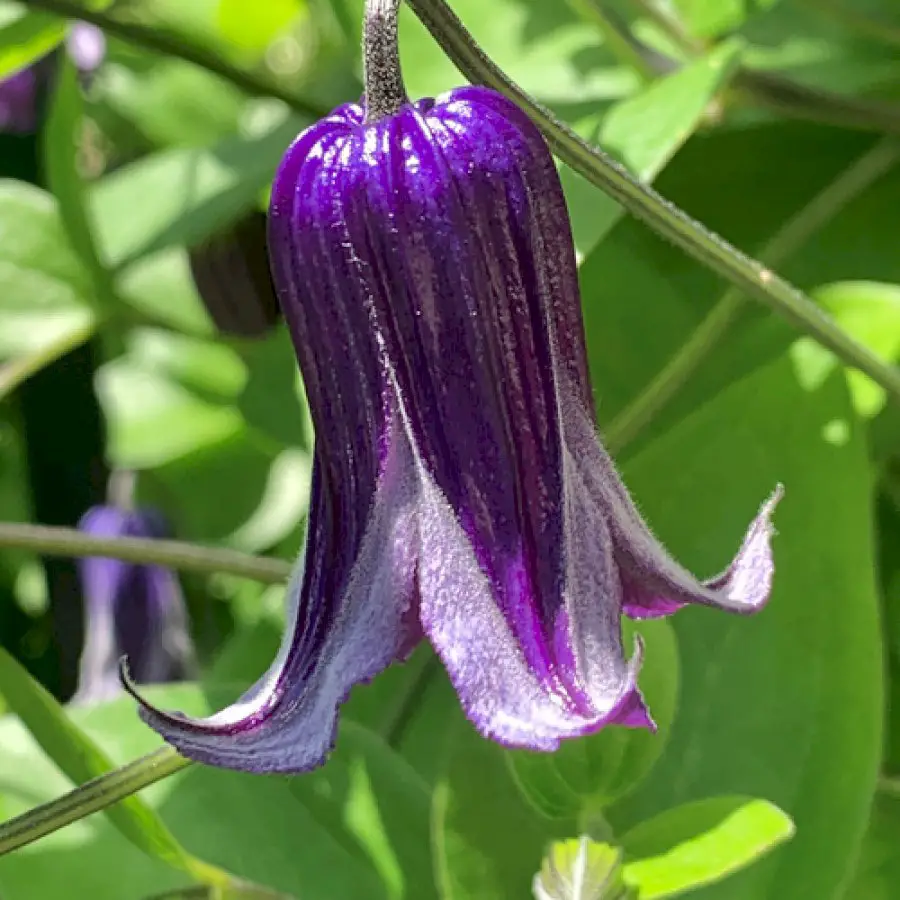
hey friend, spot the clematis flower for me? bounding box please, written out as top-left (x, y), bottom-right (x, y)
top-left (125, 1), bottom-right (779, 773)
top-left (73, 505), bottom-right (195, 705)
top-left (0, 22), bottom-right (105, 135)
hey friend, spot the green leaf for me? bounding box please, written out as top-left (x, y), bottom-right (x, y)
top-left (217, 0), bottom-right (305, 53)
top-left (508, 618), bottom-right (679, 820)
top-left (620, 797), bottom-right (794, 898)
top-left (672, 0), bottom-right (781, 39)
top-left (100, 58), bottom-right (246, 149)
top-left (236, 327), bottom-right (312, 450)
top-left (743, 2), bottom-right (900, 96)
top-left (434, 714), bottom-right (562, 900)
top-left (97, 350), bottom-right (244, 469)
top-left (579, 121), bottom-right (900, 454)
top-left (289, 724), bottom-right (438, 899)
top-left (380, 657), bottom-right (462, 787)
top-left (0, 649), bottom-right (229, 888)
top-left (0, 685), bottom-right (435, 899)
top-left (150, 886), bottom-right (292, 900)
top-left (790, 280), bottom-right (900, 416)
top-left (132, 0), bottom-right (248, 62)
top-left (843, 793), bottom-right (900, 899)
top-left (565, 39), bottom-right (744, 258)
top-left (0, 1), bottom-right (64, 79)
top-left (90, 113), bottom-right (303, 269)
top-left (147, 436), bottom-right (309, 551)
top-left (116, 247), bottom-right (215, 335)
top-left (0, 179), bottom-right (96, 398)
top-left (610, 357), bottom-right (883, 899)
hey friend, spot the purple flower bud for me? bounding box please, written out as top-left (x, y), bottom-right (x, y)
top-left (188, 212), bottom-right (282, 338)
top-left (74, 506), bottom-right (195, 706)
top-left (125, 5), bottom-right (779, 773)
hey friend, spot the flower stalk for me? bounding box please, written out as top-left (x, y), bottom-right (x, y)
top-left (364, 0), bottom-right (409, 123)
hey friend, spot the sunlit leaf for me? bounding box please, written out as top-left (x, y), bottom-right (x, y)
top-left (0, 180), bottom-right (95, 398)
top-left (620, 797), bottom-right (794, 898)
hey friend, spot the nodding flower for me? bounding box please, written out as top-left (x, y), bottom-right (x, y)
top-left (124, 0), bottom-right (780, 773)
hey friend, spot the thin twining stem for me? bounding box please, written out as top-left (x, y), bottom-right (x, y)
top-left (605, 136), bottom-right (900, 455)
top-left (407, 0), bottom-right (900, 410)
top-left (0, 522), bottom-right (291, 584)
top-left (22, 0), bottom-right (329, 119)
top-left (0, 747), bottom-right (190, 857)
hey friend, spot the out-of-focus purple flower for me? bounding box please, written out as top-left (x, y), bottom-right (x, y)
top-left (0, 61), bottom-right (49, 135)
top-left (0, 22), bottom-right (105, 135)
top-left (73, 506), bottom-right (195, 706)
top-left (124, 10), bottom-right (779, 773)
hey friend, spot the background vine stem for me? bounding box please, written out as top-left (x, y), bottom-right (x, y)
top-left (407, 0), bottom-right (900, 409)
top-left (0, 747), bottom-right (190, 856)
top-left (22, 0), bottom-right (329, 119)
top-left (0, 522), bottom-right (291, 584)
top-left (605, 136), bottom-right (900, 454)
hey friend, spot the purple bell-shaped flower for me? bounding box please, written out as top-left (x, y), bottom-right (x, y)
top-left (125, 0), bottom-right (779, 772)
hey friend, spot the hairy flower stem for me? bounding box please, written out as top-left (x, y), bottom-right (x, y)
top-left (364, 0), bottom-right (408, 122)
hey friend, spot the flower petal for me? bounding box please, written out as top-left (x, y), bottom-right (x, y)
top-left (566, 404), bottom-right (781, 618)
top-left (416, 460), bottom-right (647, 750)
top-left (342, 88), bottom-right (650, 747)
top-left (125, 432), bottom-right (420, 773)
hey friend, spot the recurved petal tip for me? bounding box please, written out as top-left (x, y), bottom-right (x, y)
top-left (622, 485), bottom-right (783, 620)
top-left (606, 636), bottom-right (656, 732)
top-left (121, 443), bottom-right (422, 774)
top-left (705, 483), bottom-right (784, 611)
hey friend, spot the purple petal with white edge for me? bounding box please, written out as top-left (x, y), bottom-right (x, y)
top-left (123, 100), bottom-right (429, 773)
top-left (342, 87), bottom-right (650, 747)
top-left (566, 403), bottom-right (782, 618)
top-left (126, 432), bottom-right (420, 773)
